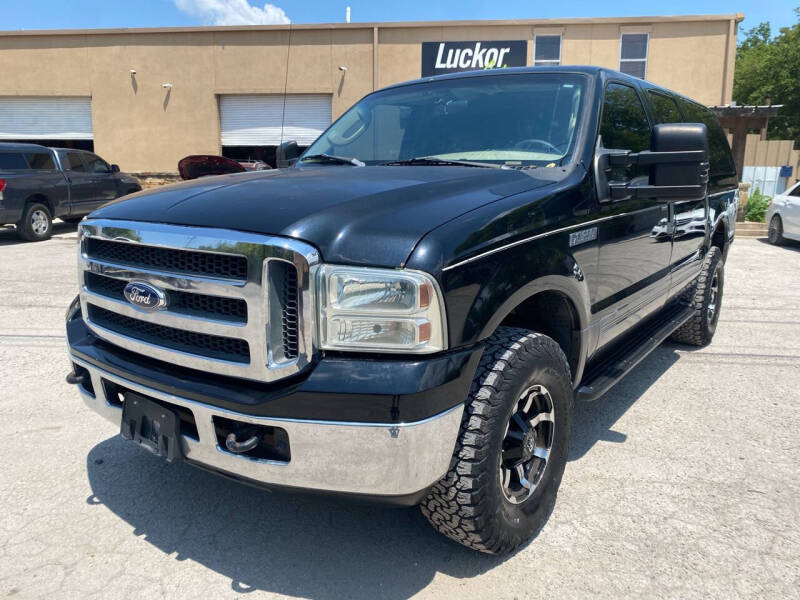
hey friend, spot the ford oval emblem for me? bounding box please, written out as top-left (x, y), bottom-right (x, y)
top-left (123, 281), bottom-right (167, 311)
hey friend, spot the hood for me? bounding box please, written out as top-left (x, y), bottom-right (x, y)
top-left (91, 165), bottom-right (555, 267)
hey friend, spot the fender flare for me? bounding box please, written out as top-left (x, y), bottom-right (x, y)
top-left (477, 272), bottom-right (592, 385)
top-left (478, 274), bottom-right (591, 340)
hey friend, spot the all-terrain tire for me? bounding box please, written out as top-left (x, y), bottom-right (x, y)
top-left (768, 215), bottom-right (785, 245)
top-left (17, 202), bottom-right (53, 242)
top-left (421, 327), bottom-right (572, 555)
top-left (669, 246), bottom-right (724, 346)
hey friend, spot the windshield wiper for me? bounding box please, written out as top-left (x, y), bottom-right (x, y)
top-left (300, 153), bottom-right (365, 167)
top-left (379, 156), bottom-right (503, 169)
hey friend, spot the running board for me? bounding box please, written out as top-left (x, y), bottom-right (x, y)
top-left (576, 303), bottom-right (694, 402)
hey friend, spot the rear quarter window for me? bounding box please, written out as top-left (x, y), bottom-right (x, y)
top-left (647, 91), bottom-right (683, 124)
top-left (676, 98), bottom-right (737, 183)
top-left (0, 152), bottom-right (29, 170)
top-left (25, 152), bottom-right (56, 170)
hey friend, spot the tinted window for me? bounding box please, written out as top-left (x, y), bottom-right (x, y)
top-left (534, 35), bottom-right (561, 65)
top-left (789, 183), bottom-right (800, 197)
top-left (676, 98), bottom-right (736, 178)
top-left (63, 153), bottom-right (87, 172)
top-left (84, 154), bottom-right (111, 173)
top-left (0, 152), bottom-right (29, 170)
top-left (600, 83), bottom-right (651, 152)
top-left (25, 152), bottom-right (56, 170)
top-left (305, 73), bottom-right (587, 166)
top-left (648, 91), bottom-right (683, 124)
top-left (620, 34), bottom-right (648, 79)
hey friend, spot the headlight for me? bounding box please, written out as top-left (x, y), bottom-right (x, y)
top-left (316, 266), bottom-right (447, 353)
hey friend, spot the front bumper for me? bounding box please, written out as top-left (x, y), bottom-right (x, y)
top-left (67, 308), bottom-right (477, 500)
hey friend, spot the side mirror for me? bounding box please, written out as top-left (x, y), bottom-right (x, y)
top-left (276, 141), bottom-right (300, 169)
top-left (600, 123), bottom-right (709, 202)
top-left (111, 164), bottom-right (120, 173)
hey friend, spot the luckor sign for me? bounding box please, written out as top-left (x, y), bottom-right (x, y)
top-left (421, 41), bottom-right (527, 77)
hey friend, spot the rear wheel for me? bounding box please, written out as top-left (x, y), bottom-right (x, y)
top-left (421, 327), bottom-right (572, 555)
top-left (17, 202), bottom-right (53, 242)
top-left (670, 246), bottom-right (723, 347)
top-left (768, 215), bottom-right (785, 245)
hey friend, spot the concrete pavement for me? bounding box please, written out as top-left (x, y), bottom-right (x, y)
top-left (1, 225), bottom-right (798, 599)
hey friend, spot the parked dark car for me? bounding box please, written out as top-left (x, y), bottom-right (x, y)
top-left (66, 67), bottom-right (737, 554)
top-left (178, 155), bottom-right (270, 180)
top-left (0, 143), bottom-right (141, 241)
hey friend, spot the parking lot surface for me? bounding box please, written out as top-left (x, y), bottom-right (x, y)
top-left (1, 225), bottom-right (798, 599)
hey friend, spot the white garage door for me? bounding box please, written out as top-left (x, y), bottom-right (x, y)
top-left (220, 94), bottom-right (332, 146)
top-left (0, 97), bottom-right (93, 140)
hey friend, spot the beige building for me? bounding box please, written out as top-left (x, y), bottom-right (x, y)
top-left (0, 14), bottom-right (743, 173)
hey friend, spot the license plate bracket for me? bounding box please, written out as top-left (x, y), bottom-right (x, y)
top-left (120, 393), bottom-right (182, 463)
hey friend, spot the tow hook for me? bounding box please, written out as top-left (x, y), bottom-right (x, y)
top-left (225, 429), bottom-right (261, 454)
top-left (65, 371), bottom-right (88, 386)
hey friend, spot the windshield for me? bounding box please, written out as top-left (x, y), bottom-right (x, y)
top-left (302, 73), bottom-right (587, 168)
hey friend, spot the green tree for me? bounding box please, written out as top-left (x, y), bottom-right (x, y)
top-left (734, 8), bottom-right (800, 145)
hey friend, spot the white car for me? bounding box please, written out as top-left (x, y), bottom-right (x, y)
top-left (767, 180), bottom-right (800, 244)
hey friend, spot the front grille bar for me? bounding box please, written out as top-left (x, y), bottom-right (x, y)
top-left (85, 271), bottom-right (248, 323)
top-left (78, 219), bottom-right (319, 382)
top-left (88, 304), bottom-right (251, 363)
top-left (86, 237), bottom-right (249, 280)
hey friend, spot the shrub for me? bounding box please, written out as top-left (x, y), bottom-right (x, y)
top-left (744, 188), bottom-right (771, 222)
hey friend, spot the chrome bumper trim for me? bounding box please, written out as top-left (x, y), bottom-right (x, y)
top-left (70, 355), bottom-right (463, 496)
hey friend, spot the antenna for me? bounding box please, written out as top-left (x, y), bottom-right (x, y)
top-left (346, 6), bottom-right (351, 23)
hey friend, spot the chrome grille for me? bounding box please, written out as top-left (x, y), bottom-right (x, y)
top-left (281, 265), bottom-right (299, 360)
top-left (78, 219), bottom-right (319, 382)
top-left (88, 305), bottom-right (251, 362)
top-left (85, 272), bottom-right (248, 323)
top-left (86, 237), bottom-right (248, 280)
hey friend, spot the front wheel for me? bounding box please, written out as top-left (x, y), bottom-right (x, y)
top-left (17, 202), bottom-right (53, 242)
top-left (421, 327), bottom-right (572, 555)
top-left (768, 215), bottom-right (785, 245)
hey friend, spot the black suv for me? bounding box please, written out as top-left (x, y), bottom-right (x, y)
top-left (66, 67), bottom-right (737, 554)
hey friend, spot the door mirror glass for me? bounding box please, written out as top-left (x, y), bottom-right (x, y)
top-left (111, 164), bottom-right (120, 173)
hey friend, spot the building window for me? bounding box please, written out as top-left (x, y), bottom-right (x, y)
top-left (534, 35), bottom-right (561, 66)
top-left (619, 33), bottom-right (648, 79)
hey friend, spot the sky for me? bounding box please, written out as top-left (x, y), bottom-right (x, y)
top-left (1, 0), bottom-right (797, 39)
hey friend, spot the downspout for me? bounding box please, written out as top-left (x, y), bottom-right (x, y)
top-left (721, 17), bottom-right (738, 105)
top-left (373, 26), bottom-right (379, 91)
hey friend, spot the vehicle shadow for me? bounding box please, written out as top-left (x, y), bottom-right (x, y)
top-left (569, 343), bottom-right (681, 461)
top-left (85, 343), bottom-right (682, 598)
top-left (0, 221), bottom-right (78, 246)
top-left (86, 439), bottom-right (504, 599)
top-left (756, 237), bottom-right (800, 251)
